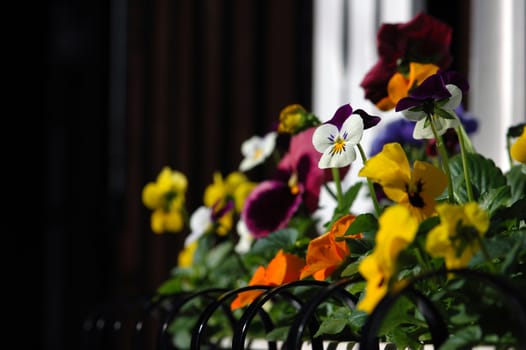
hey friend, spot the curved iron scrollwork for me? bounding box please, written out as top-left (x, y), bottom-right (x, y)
top-left (82, 268), bottom-right (526, 349)
top-left (358, 268), bottom-right (526, 350)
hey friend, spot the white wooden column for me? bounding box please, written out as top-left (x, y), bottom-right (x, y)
top-left (469, 0), bottom-right (525, 171)
top-left (312, 0), bottom-right (418, 218)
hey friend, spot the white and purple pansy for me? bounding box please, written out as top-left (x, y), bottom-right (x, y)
top-left (312, 104), bottom-right (380, 169)
top-left (396, 70), bottom-right (469, 139)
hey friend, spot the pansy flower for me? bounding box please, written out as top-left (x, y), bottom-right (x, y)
top-left (312, 104), bottom-right (380, 169)
top-left (358, 142), bottom-right (447, 222)
top-left (184, 200), bottom-right (235, 247)
top-left (425, 104), bottom-right (479, 157)
top-left (361, 13), bottom-right (453, 110)
top-left (379, 62), bottom-right (440, 111)
top-left (510, 125), bottom-right (526, 165)
top-left (396, 70), bottom-right (469, 140)
top-left (230, 249), bottom-right (305, 310)
top-left (425, 202), bottom-right (489, 270)
top-left (242, 128), bottom-right (338, 238)
top-left (358, 205), bottom-right (419, 313)
top-left (300, 214), bottom-right (362, 281)
top-left (239, 131), bottom-right (278, 172)
top-left (278, 104), bottom-right (321, 135)
top-left (141, 166), bottom-right (188, 233)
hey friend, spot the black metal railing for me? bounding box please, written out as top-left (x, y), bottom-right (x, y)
top-left (82, 269), bottom-right (526, 350)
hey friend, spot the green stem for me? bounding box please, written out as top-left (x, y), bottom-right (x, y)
top-left (323, 183), bottom-right (337, 201)
top-left (429, 115), bottom-right (454, 203)
top-left (331, 167), bottom-right (343, 211)
top-left (455, 125), bottom-right (474, 202)
top-left (357, 143), bottom-right (382, 217)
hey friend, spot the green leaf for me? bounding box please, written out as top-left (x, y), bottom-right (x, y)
top-left (343, 237), bottom-right (374, 256)
top-left (501, 228), bottom-right (526, 272)
top-left (341, 182), bottom-right (364, 212)
top-left (340, 260), bottom-right (361, 277)
top-left (249, 228), bottom-right (299, 259)
top-left (449, 153), bottom-right (507, 203)
top-left (439, 325), bottom-right (482, 350)
top-left (205, 240), bottom-right (234, 269)
top-left (377, 297), bottom-right (418, 335)
top-left (435, 107), bottom-right (456, 120)
top-left (506, 164), bottom-right (526, 203)
top-left (345, 213), bottom-right (378, 235)
top-left (157, 276), bottom-right (183, 295)
top-left (315, 315), bottom-right (348, 336)
top-left (478, 185), bottom-right (511, 215)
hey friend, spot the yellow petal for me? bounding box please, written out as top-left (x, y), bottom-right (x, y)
top-left (359, 143), bottom-right (410, 188)
top-left (387, 72), bottom-right (411, 105)
top-left (510, 128), bottom-right (526, 164)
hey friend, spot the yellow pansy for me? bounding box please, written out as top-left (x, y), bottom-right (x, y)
top-left (142, 167), bottom-right (188, 233)
top-left (278, 104), bottom-right (307, 134)
top-left (358, 142), bottom-right (447, 222)
top-left (178, 241), bottom-right (198, 268)
top-left (510, 127), bottom-right (526, 164)
top-left (358, 205), bottom-right (419, 313)
top-left (150, 208), bottom-right (185, 234)
top-left (425, 202), bottom-right (489, 270)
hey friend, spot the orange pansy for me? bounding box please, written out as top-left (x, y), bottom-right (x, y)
top-left (230, 249), bottom-right (305, 310)
top-left (301, 214), bottom-right (362, 281)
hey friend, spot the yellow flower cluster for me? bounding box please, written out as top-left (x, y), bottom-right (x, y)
top-left (141, 166), bottom-right (188, 234)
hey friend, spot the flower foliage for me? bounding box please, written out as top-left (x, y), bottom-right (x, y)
top-left (142, 12), bottom-right (526, 349)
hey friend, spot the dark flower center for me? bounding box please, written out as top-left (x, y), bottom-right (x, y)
top-left (406, 180), bottom-right (425, 208)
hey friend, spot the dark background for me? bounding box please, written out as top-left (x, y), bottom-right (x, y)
top-left (39, 1), bottom-right (469, 349)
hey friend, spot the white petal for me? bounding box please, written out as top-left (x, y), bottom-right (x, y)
top-left (443, 84), bottom-right (463, 110)
top-left (240, 135), bottom-right (261, 157)
top-left (412, 119), bottom-right (435, 140)
top-left (318, 147), bottom-right (356, 169)
top-left (234, 219), bottom-right (254, 254)
top-left (312, 123), bottom-right (339, 153)
top-left (239, 157), bottom-right (256, 172)
top-left (262, 131), bottom-right (278, 154)
top-left (402, 109), bottom-right (426, 122)
top-left (341, 114), bottom-right (364, 145)
top-left (186, 206), bottom-right (212, 246)
top-left (239, 132), bottom-right (277, 171)
top-left (434, 114), bottom-right (460, 134)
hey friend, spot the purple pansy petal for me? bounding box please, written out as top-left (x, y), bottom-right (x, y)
top-left (241, 180), bottom-right (303, 238)
top-left (211, 199), bottom-right (234, 221)
top-left (441, 70), bottom-right (469, 93)
top-left (352, 109), bottom-right (381, 129)
top-left (326, 104), bottom-right (353, 129)
top-left (395, 73), bottom-right (452, 112)
top-left (409, 74), bottom-right (451, 100)
top-left (396, 96), bottom-right (425, 112)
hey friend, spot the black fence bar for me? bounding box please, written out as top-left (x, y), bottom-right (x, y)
top-left (82, 269), bottom-right (526, 350)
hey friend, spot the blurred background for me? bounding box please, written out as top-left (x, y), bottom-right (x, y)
top-left (40, 0), bottom-right (523, 349)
